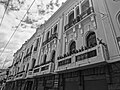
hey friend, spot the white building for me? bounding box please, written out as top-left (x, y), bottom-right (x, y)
top-left (5, 0), bottom-right (120, 90)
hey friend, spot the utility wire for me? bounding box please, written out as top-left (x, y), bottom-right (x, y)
top-left (0, 0), bottom-right (10, 26)
top-left (0, 0), bottom-right (36, 68)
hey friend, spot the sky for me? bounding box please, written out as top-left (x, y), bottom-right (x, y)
top-left (0, 0), bottom-right (66, 69)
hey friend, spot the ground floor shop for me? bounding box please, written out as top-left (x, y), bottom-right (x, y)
top-left (4, 62), bottom-right (120, 90)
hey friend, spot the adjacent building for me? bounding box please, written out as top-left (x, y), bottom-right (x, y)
top-left (3, 0), bottom-right (120, 90)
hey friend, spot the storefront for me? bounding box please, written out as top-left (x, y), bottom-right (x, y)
top-left (59, 65), bottom-right (109, 90)
top-left (83, 66), bottom-right (108, 90)
top-left (59, 71), bottom-right (83, 90)
top-left (32, 75), bottom-right (55, 90)
top-left (84, 75), bottom-right (108, 90)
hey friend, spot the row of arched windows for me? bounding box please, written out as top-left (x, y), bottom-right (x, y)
top-left (69, 31), bottom-right (97, 53)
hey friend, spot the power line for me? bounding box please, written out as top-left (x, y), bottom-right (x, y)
top-left (0, 0), bottom-right (10, 26)
top-left (0, 0), bottom-right (36, 68)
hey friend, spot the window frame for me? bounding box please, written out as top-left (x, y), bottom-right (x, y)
top-left (86, 31), bottom-right (97, 48)
top-left (51, 50), bottom-right (56, 62)
top-left (81, 0), bottom-right (90, 13)
top-left (43, 54), bottom-right (47, 64)
top-left (46, 31), bottom-right (50, 41)
top-left (69, 40), bottom-right (76, 53)
top-left (68, 10), bottom-right (74, 24)
top-left (53, 24), bottom-right (58, 34)
top-left (76, 5), bottom-right (80, 17)
top-left (31, 58), bottom-right (36, 69)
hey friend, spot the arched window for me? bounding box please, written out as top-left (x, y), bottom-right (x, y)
top-left (69, 41), bottom-right (76, 53)
top-left (86, 32), bottom-right (97, 48)
top-left (43, 54), bottom-right (47, 63)
top-left (46, 31), bottom-right (50, 40)
top-left (51, 50), bottom-right (56, 62)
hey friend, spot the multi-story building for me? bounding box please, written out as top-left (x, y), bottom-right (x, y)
top-left (4, 0), bottom-right (120, 90)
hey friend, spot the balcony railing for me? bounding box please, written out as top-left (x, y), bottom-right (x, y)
top-left (33, 66), bottom-right (40, 76)
top-left (40, 62), bottom-right (54, 75)
top-left (57, 45), bottom-right (96, 61)
top-left (26, 70), bottom-right (33, 78)
top-left (56, 44), bottom-right (109, 72)
top-left (14, 71), bottom-right (25, 80)
top-left (42, 33), bottom-right (58, 46)
top-left (7, 75), bottom-right (14, 82)
top-left (58, 58), bottom-right (71, 67)
top-left (33, 68), bottom-right (40, 73)
top-left (64, 7), bottom-right (94, 31)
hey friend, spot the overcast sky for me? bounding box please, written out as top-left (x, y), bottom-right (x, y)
top-left (0, 0), bottom-right (66, 69)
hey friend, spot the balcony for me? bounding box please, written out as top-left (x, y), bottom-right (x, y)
top-left (33, 65), bottom-right (40, 76)
top-left (26, 69), bottom-right (33, 78)
top-left (40, 62), bottom-right (54, 75)
top-left (42, 33), bottom-right (58, 46)
top-left (56, 44), bottom-right (109, 72)
top-left (7, 75), bottom-right (14, 82)
top-left (64, 7), bottom-right (94, 31)
top-left (14, 71), bottom-right (26, 80)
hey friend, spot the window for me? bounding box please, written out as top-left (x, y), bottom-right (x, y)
top-left (26, 48), bottom-right (29, 54)
top-left (68, 11), bottom-right (74, 23)
top-left (86, 32), bottom-right (97, 48)
top-left (36, 38), bottom-right (39, 48)
top-left (51, 50), bottom-right (56, 62)
top-left (69, 41), bottom-right (76, 53)
top-left (26, 63), bottom-right (29, 71)
top-left (31, 58), bottom-right (36, 69)
top-left (81, 0), bottom-right (89, 12)
top-left (30, 45), bottom-right (33, 53)
top-left (43, 54), bottom-right (47, 64)
top-left (34, 38), bottom-right (39, 51)
top-left (23, 65), bottom-right (25, 71)
top-left (76, 6), bottom-right (79, 17)
top-left (53, 24), bottom-right (57, 34)
top-left (46, 31), bottom-right (50, 40)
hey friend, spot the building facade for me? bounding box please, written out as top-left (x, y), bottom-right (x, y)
top-left (3, 0), bottom-right (120, 90)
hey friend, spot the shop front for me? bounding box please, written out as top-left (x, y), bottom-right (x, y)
top-left (58, 65), bottom-right (109, 90)
top-left (59, 71), bottom-right (83, 90)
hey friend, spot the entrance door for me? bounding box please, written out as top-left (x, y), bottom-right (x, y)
top-left (84, 79), bottom-right (108, 90)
